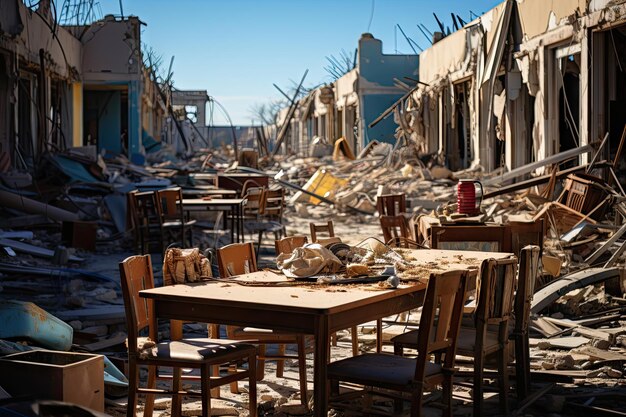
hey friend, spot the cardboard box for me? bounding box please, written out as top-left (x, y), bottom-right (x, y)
top-left (0, 350), bottom-right (104, 411)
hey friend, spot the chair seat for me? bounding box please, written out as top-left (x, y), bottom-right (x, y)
top-left (229, 326), bottom-right (301, 342)
top-left (146, 338), bottom-right (256, 363)
top-left (244, 220), bottom-right (283, 233)
top-left (390, 329), bottom-right (420, 347)
top-left (328, 353), bottom-right (442, 387)
top-left (162, 219), bottom-right (197, 228)
top-left (455, 327), bottom-right (501, 355)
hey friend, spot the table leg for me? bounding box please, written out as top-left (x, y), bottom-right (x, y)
top-left (314, 315), bottom-right (330, 417)
top-left (238, 203), bottom-right (244, 242)
top-left (228, 208), bottom-right (234, 243)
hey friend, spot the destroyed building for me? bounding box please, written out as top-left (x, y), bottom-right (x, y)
top-left (0, 0), bottom-right (167, 171)
top-left (394, 0), bottom-right (626, 177)
top-left (276, 33), bottom-right (418, 156)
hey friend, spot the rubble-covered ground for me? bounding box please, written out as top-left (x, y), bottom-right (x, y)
top-left (1, 142), bottom-right (625, 416)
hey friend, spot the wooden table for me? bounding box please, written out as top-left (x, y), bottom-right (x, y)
top-left (140, 249), bottom-right (513, 417)
top-left (180, 198), bottom-right (245, 243)
top-left (181, 188), bottom-right (238, 197)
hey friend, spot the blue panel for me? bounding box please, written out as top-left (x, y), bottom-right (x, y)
top-left (128, 80), bottom-right (142, 157)
top-left (98, 90), bottom-right (121, 154)
top-left (362, 94), bottom-right (404, 145)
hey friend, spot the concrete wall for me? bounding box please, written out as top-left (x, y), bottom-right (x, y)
top-left (357, 33), bottom-right (418, 147)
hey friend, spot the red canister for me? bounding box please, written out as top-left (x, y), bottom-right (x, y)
top-left (457, 179), bottom-right (483, 215)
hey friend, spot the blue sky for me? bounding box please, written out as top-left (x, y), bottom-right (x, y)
top-left (103, 0), bottom-right (501, 125)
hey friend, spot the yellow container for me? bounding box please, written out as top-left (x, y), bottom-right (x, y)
top-left (292, 168), bottom-right (348, 205)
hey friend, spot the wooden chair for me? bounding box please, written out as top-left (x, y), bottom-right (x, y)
top-left (156, 187), bottom-right (196, 247)
top-left (275, 235), bottom-right (308, 255)
top-left (376, 193), bottom-right (407, 216)
top-left (242, 186), bottom-right (266, 219)
top-left (119, 255), bottom-right (257, 417)
top-left (380, 215), bottom-right (421, 248)
top-left (511, 245), bottom-right (540, 400)
top-left (429, 224), bottom-right (512, 253)
top-left (216, 242), bottom-right (309, 406)
top-left (395, 258), bottom-right (517, 415)
top-left (310, 221), bottom-right (335, 242)
top-left (329, 269), bottom-right (468, 417)
top-left (133, 191), bottom-right (164, 254)
top-left (253, 187), bottom-right (287, 252)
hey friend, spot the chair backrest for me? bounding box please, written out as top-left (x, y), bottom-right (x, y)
top-left (380, 215), bottom-right (410, 246)
top-left (217, 242), bottom-right (258, 277)
top-left (241, 179), bottom-right (264, 198)
top-left (127, 190), bottom-right (139, 231)
top-left (414, 269), bottom-right (468, 380)
top-left (262, 187), bottom-right (285, 220)
top-left (134, 191), bottom-right (162, 228)
top-left (243, 186), bottom-right (266, 217)
top-left (376, 194), bottom-right (406, 216)
top-left (119, 255), bottom-right (156, 355)
top-left (475, 257), bottom-right (518, 326)
top-left (514, 246), bottom-right (540, 334)
top-left (275, 235), bottom-right (308, 255)
top-left (310, 221), bottom-right (335, 242)
top-left (156, 187), bottom-right (184, 222)
top-left (429, 225), bottom-right (512, 253)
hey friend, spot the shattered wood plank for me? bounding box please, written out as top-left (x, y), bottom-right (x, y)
top-left (81, 333), bottom-right (127, 352)
top-left (586, 221), bottom-right (626, 265)
top-left (483, 144), bottom-right (594, 187)
top-left (512, 383), bottom-right (555, 416)
top-left (572, 346), bottom-right (626, 362)
top-left (0, 190), bottom-right (79, 222)
top-left (529, 336), bottom-right (590, 349)
top-left (566, 403), bottom-right (626, 417)
top-left (530, 267), bottom-right (620, 314)
top-left (543, 317), bottom-right (615, 343)
top-left (0, 238), bottom-right (84, 262)
top-left (530, 316), bottom-right (563, 337)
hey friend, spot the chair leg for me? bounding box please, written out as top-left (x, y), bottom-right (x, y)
top-left (229, 363), bottom-right (240, 394)
top-left (276, 344), bottom-right (285, 378)
top-left (473, 352), bottom-right (484, 417)
top-left (393, 342), bottom-right (404, 356)
top-left (331, 332), bottom-right (338, 347)
top-left (350, 326), bottom-right (359, 356)
top-left (409, 387), bottom-right (424, 417)
top-left (498, 344), bottom-right (510, 414)
top-left (376, 318), bottom-right (383, 353)
top-left (515, 333), bottom-right (530, 400)
top-left (210, 365), bottom-right (220, 398)
top-left (144, 366), bottom-right (156, 417)
top-left (257, 344), bottom-right (266, 381)
top-left (248, 352), bottom-right (258, 417)
top-left (126, 359), bottom-right (138, 417)
top-left (442, 374), bottom-right (453, 417)
top-left (201, 364), bottom-right (211, 417)
top-left (171, 367), bottom-right (182, 417)
top-left (296, 336), bottom-right (308, 407)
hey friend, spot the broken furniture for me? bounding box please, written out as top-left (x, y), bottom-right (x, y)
top-left (558, 173), bottom-right (612, 220)
top-left (310, 220), bottom-right (335, 242)
top-left (61, 220), bottom-right (97, 251)
top-left (217, 172), bottom-right (269, 195)
top-left (508, 218), bottom-right (544, 257)
top-left (428, 224), bottom-right (512, 253)
top-left (156, 187), bottom-right (196, 247)
top-left (512, 245), bottom-right (541, 400)
top-left (216, 242), bottom-right (308, 405)
top-left (274, 235), bottom-right (308, 255)
top-left (379, 215), bottom-right (419, 248)
top-left (329, 270), bottom-right (468, 416)
top-left (392, 257), bottom-right (517, 416)
top-left (376, 193), bottom-right (406, 216)
top-left (0, 350), bottom-right (104, 411)
top-left (245, 186), bottom-right (288, 254)
top-left (129, 190), bottom-right (163, 254)
top-left (120, 255), bottom-right (257, 417)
